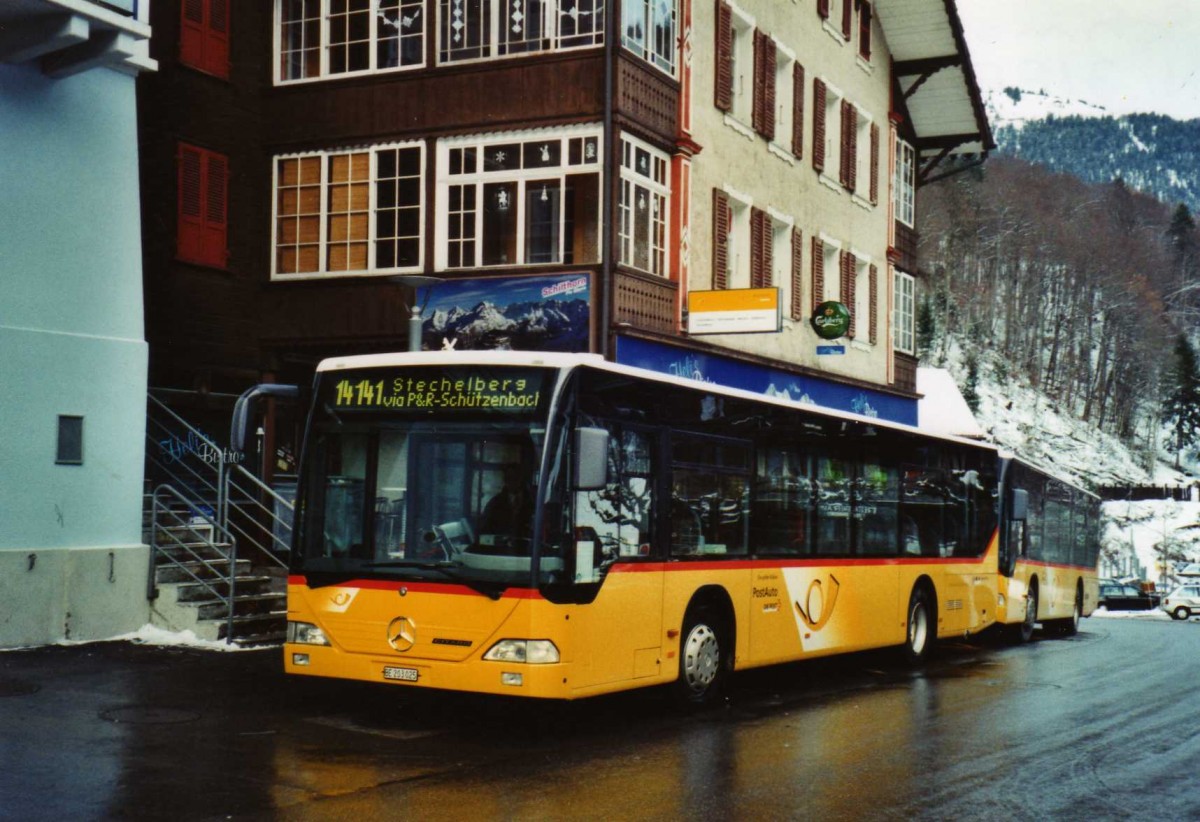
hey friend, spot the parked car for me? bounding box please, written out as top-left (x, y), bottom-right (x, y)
top-left (1098, 582), bottom-right (1159, 611)
top-left (1161, 584), bottom-right (1200, 620)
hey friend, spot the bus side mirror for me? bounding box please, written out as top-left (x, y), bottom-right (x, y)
top-left (231, 383), bottom-right (300, 452)
top-left (573, 427), bottom-right (608, 490)
top-left (1011, 489), bottom-right (1028, 521)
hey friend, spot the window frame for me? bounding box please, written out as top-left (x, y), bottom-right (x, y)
top-left (438, 0), bottom-right (606, 66)
top-left (622, 0), bottom-right (678, 77)
top-left (618, 133), bottom-right (671, 277)
top-left (435, 126), bottom-right (604, 271)
top-left (275, 0), bottom-right (427, 85)
top-left (894, 269), bottom-right (916, 355)
top-left (895, 138), bottom-right (916, 228)
top-left (271, 140), bottom-right (426, 281)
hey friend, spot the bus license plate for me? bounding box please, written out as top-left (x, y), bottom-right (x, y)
top-left (383, 666), bottom-right (419, 682)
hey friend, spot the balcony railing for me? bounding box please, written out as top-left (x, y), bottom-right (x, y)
top-left (613, 269), bottom-right (679, 335)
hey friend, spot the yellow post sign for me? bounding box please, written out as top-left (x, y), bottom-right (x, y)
top-left (687, 287), bottom-right (781, 334)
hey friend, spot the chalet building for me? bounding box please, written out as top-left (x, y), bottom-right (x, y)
top-left (138, 0), bottom-right (990, 479)
top-left (0, 0), bottom-right (156, 647)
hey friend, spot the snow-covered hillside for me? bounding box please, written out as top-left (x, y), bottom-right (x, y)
top-left (983, 87), bottom-right (1110, 129)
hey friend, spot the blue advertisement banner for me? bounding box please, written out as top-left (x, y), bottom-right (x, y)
top-left (614, 336), bottom-right (918, 426)
top-left (423, 273), bottom-right (590, 353)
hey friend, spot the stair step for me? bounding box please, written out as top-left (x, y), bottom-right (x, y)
top-left (155, 558), bottom-right (251, 584)
top-left (175, 575), bottom-right (275, 601)
top-left (217, 611), bottom-right (288, 644)
top-left (197, 593), bottom-right (288, 620)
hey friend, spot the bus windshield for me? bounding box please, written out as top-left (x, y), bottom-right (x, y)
top-left (293, 365), bottom-right (559, 591)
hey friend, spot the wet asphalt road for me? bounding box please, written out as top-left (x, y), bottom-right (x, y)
top-left (2, 614), bottom-right (1198, 821)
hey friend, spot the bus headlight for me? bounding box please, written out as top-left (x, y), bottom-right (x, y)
top-left (287, 621), bottom-right (331, 646)
top-left (483, 639), bottom-right (560, 664)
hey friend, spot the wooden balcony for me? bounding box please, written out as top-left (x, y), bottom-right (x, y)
top-left (894, 352), bottom-right (918, 394)
top-left (613, 269), bottom-right (678, 335)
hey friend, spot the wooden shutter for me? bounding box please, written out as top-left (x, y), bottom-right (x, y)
top-left (180, 0), bottom-right (206, 70)
top-left (859, 1), bottom-right (872, 60)
top-left (812, 78), bottom-right (826, 173)
top-left (791, 228), bottom-right (804, 320)
top-left (203, 152), bottom-right (228, 267)
top-left (868, 263), bottom-right (878, 343)
top-left (754, 33), bottom-right (776, 141)
top-left (842, 251), bottom-right (856, 338)
top-left (178, 143), bottom-right (204, 264)
top-left (207, 0), bottom-right (230, 78)
top-left (713, 190), bottom-right (730, 290)
top-left (869, 122), bottom-right (879, 203)
top-left (840, 100), bottom-right (856, 191)
top-left (177, 142), bottom-right (228, 269)
top-left (750, 207), bottom-right (765, 288)
top-left (817, 0), bottom-right (830, 20)
top-left (841, 0), bottom-right (853, 40)
top-left (181, 0), bottom-right (230, 79)
top-left (715, 1), bottom-right (733, 112)
top-left (811, 235), bottom-right (824, 311)
top-left (792, 63), bottom-right (805, 157)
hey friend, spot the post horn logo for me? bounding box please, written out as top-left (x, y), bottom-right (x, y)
top-left (795, 575), bottom-right (841, 631)
top-left (387, 616), bottom-right (417, 652)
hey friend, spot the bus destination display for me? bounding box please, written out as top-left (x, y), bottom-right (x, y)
top-left (326, 367), bottom-right (547, 414)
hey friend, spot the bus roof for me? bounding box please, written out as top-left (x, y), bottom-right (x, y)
top-left (316, 350), bottom-right (1000, 453)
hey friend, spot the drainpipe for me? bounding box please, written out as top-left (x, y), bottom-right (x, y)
top-left (599, 0), bottom-right (615, 359)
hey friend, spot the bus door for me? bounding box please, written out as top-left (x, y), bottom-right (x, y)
top-left (569, 424), bottom-right (664, 691)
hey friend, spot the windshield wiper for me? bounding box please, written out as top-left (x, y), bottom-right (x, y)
top-left (362, 560), bottom-right (505, 600)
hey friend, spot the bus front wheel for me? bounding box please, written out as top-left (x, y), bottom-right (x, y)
top-left (1008, 585), bottom-right (1038, 644)
top-left (674, 608), bottom-right (729, 706)
top-left (903, 586), bottom-right (936, 665)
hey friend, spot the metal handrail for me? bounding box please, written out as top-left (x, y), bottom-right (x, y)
top-left (148, 483), bottom-right (240, 644)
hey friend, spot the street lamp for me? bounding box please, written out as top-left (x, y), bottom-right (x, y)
top-left (391, 275), bottom-right (443, 352)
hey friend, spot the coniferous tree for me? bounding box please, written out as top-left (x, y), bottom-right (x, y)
top-left (1162, 334), bottom-right (1200, 469)
top-left (963, 352), bottom-right (981, 414)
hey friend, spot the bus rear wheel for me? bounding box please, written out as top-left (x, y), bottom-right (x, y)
top-left (903, 586), bottom-right (936, 665)
top-left (674, 608), bottom-right (729, 706)
top-left (1051, 589), bottom-right (1082, 637)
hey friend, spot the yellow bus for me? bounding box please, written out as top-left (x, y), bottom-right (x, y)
top-left (995, 456), bottom-right (1101, 642)
top-left (281, 351), bottom-right (1087, 702)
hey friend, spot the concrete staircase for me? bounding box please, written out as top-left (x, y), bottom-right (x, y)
top-left (146, 506), bottom-right (287, 647)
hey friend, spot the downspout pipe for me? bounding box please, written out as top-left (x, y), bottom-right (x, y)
top-left (599, 0), bottom-right (615, 359)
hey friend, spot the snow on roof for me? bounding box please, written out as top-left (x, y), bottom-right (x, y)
top-left (916, 367), bottom-right (986, 440)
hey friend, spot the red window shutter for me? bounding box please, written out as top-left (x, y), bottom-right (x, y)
top-left (177, 142), bottom-right (229, 269)
top-left (750, 207), bottom-right (765, 288)
top-left (713, 190), bottom-right (730, 290)
top-left (178, 144), bottom-right (204, 264)
top-left (841, 0), bottom-right (852, 40)
top-left (811, 235), bottom-right (824, 311)
top-left (840, 100), bottom-right (856, 190)
top-left (762, 212), bottom-right (773, 289)
top-left (812, 78), bottom-right (826, 173)
top-left (869, 122), bottom-right (879, 204)
top-left (715, 1), bottom-right (733, 112)
top-left (203, 152), bottom-right (228, 268)
top-left (842, 251), bottom-right (856, 338)
top-left (791, 228), bottom-right (804, 320)
top-left (207, 0), bottom-right (230, 79)
top-left (180, 0), bottom-right (205, 70)
top-left (868, 263), bottom-right (878, 343)
top-left (859, 1), bottom-right (872, 60)
top-left (817, 0), bottom-right (830, 20)
top-left (752, 30), bottom-right (764, 134)
top-left (792, 63), bottom-right (805, 158)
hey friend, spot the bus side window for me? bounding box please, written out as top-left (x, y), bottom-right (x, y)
top-left (901, 466), bottom-right (945, 557)
top-left (572, 425), bottom-right (654, 575)
top-left (753, 446), bottom-right (811, 555)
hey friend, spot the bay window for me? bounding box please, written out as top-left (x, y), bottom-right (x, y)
top-left (438, 128), bottom-right (602, 269)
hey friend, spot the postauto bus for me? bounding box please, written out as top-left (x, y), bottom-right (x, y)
top-left (280, 351), bottom-right (1096, 702)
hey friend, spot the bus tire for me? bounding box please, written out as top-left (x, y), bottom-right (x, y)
top-left (1056, 587), bottom-right (1082, 637)
top-left (903, 585), bottom-right (936, 665)
top-left (1008, 584), bottom-right (1038, 644)
top-left (674, 606), bottom-right (729, 707)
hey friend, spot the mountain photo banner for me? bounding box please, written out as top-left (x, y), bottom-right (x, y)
top-left (422, 273), bottom-right (591, 353)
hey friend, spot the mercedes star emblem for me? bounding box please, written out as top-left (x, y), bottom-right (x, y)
top-left (387, 616), bottom-right (416, 652)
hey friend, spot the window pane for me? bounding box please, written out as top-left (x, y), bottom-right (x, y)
top-left (524, 178), bottom-right (561, 263)
top-left (440, 0), bottom-right (490, 62)
top-left (565, 172), bottom-right (600, 264)
top-left (56, 416), bottom-right (83, 465)
top-left (482, 182), bottom-right (516, 265)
